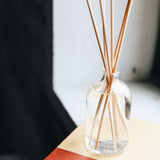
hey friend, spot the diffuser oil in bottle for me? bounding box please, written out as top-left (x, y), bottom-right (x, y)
top-left (85, 72), bottom-right (132, 156)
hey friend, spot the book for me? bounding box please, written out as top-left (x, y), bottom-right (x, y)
top-left (45, 119), bottom-right (160, 160)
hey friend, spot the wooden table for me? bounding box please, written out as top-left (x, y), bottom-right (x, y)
top-left (45, 119), bottom-right (160, 160)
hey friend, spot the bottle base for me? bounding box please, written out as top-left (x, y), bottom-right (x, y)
top-left (85, 136), bottom-right (128, 156)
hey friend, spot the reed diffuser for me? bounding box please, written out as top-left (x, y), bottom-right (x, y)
top-left (85, 0), bottom-right (133, 156)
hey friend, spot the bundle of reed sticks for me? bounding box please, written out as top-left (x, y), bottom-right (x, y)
top-left (86, 0), bottom-right (133, 150)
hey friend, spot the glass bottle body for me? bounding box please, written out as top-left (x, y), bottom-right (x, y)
top-left (85, 72), bottom-right (132, 156)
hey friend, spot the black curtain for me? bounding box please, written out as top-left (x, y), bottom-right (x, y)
top-left (0, 0), bottom-right (76, 160)
top-left (151, 10), bottom-right (160, 86)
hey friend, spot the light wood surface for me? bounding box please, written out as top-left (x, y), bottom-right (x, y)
top-left (58, 119), bottom-right (160, 160)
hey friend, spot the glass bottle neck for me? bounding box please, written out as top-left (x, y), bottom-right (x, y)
top-left (102, 71), bottom-right (119, 79)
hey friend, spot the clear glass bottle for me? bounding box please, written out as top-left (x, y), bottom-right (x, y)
top-left (85, 71), bottom-right (132, 156)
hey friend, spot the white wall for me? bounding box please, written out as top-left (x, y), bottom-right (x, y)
top-left (53, 0), bottom-right (159, 88)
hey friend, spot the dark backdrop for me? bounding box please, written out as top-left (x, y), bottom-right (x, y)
top-left (151, 10), bottom-right (160, 86)
top-left (0, 0), bottom-right (76, 160)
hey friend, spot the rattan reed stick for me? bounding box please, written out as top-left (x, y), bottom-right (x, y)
top-left (89, 0), bottom-right (111, 146)
top-left (112, 96), bottom-right (119, 139)
top-left (99, 0), bottom-right (111, 73)
top-left (88, 94), bottom-right (105, 146)
top-left (110, 0), bottom-right (120, 144)
top-left (113, 0), bottom-right (133, 72)
top-left (114, 95), bottom-right (130, 136)
top-left (105, 0), bottom-right (117, 149)
top-left (103, 0), bottom-right (107, 60)
top-left (111, 0), bottom-right (114, 68)
top-left (86, 0), bottom-right (108, 71)
top-left (114, 19), bottom-right (125, 60)
top-left (108, 99), bottom-right (117, 151)
top-left (95, 90), bottom-right (111, 149)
